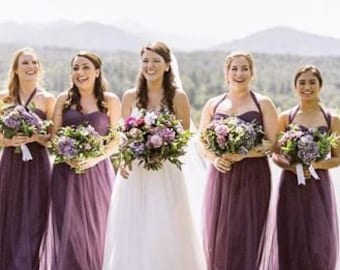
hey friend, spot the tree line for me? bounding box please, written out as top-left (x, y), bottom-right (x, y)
top-left (1, 44), bottom-right (340, 124)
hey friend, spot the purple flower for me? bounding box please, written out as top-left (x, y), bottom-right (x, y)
top-left (3, 116), bottom-right (20, 130)
top-left (214, 124), bottom-right (228, 136)
top-left (125, 116), bottom-right (137, 129)
top-left (157, 127), bottom-right (176, 142)
top-left (148, 134), bottom-right (163, 148)
top-left (57, 136), bottom-right (77, 158)
top-left (131, 142), bottom-right (145, 157)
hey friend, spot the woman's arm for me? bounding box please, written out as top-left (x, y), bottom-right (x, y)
top-left (313, 114), bottom-right (340, 170)
top-left (173, 90), bottom-right (190, 130)
top-left (198, 97), bottom-right (232, 173)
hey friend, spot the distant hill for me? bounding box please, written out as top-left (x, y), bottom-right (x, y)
top-left (214, 26), bottom-right (340, 56)
top-left (1, 22), bottom-right (340, 56)
top-left (0, 21), bottom-right (147, 52)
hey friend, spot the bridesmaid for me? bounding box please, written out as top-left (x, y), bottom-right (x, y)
top-left (49, 51), bottom-right (121, 270)
top-left (199, 51), bottom-right (278, 270)
top-left (0, 47), bottom-right (55, 269)
top-left (271, 65), bottom-right (340, 270)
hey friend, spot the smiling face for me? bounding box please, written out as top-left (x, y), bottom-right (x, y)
top-left (225, 56), bottom-right (253, 89)
top-left (295, 70), bottom-right (322, 101)
top-left (71, 56), bottom-right (99, 91)
top-left (141, 49), bottom-right (169, 83)
top-left (16, 52), bottom-right (40, 82)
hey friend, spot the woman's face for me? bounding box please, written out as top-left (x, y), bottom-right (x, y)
top-left (71, 56), bottom-right (99, 90)
top-left (225, 56), bottom-right (252, 88)
top-left (16, 53), bottom-right (39, 82)
top-left (141, 50), bottom-right (169, 83)
top-left (295, 70), bottom-right (321, 101)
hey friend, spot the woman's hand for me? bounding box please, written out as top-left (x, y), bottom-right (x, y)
top-left (213, 156), bottom-right (233, 173)
top-left (120, 163), bottom-right (132, 179)
top-left (65, 156), bottom-right (102, 172)
top-left (3, 135), bottom-right (30, 147)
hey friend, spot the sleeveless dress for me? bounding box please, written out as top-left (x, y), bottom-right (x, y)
top-left (273, 106), bottom-right (339, 270)
top-left (203, 92), bottom-right (271, 270)
top-left (102, 108), bottom-right (207, 270)
top-left (50, 109), bottom-right (115, 270)
top-left (0, 90), bottom-right (51, 270)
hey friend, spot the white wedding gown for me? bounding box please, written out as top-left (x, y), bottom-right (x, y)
top-left (102, 113), bottom-right (207, 270)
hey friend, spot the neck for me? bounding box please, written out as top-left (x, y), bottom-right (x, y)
top-left (147, 79), bottom-right (163, 93)
top-left (19, 81), bottom-right (37, 94)
top-left (227, 86), bottom-right (250, 99)
top-left (299, 100), bottom-right (320, 112)
top-left (78, 87), bottom-right (95, 98)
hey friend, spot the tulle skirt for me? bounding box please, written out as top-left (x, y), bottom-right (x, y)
top-left (266, 169), bottom-right (339, 270)
top-left (49, 159), bottom-right (114, 270)
top-left (102, 160), bottom-right (207, 270)
top-left (204, 157), bottom-right (271, 270)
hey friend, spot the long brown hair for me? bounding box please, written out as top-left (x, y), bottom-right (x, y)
top-left (63, 51), bottom-right (108, 113)
top-left (5, 47), bottom-right (44, 103)
top-left (136, 41), bottom-right (177, 113)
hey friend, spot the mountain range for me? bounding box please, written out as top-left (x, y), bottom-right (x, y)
top-left (0, 21), bottom-right (340, 56)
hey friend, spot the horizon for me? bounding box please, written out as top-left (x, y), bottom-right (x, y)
top-left (1, 0), bottom-right (340, 44)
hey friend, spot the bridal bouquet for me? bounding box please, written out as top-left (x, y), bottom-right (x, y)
top-left (201, 116), bottom-right (264, 156)
top-left (0, 103), bottom-right (51, 161)
top-left (50, 123), bottom-right (109, 174)
top-left (278, 124), bottom-right (338, 185)
top-left (118, 109), bottom-right (192, 171)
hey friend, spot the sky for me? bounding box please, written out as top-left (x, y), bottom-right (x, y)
top-left (1, 0), bottom-right (340, 43)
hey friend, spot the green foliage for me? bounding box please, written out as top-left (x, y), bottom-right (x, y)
top-left (1, 45), bottom-right (340, 127)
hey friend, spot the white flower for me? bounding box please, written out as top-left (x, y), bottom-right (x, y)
top-left (144, 111), bottom-right (158, 126)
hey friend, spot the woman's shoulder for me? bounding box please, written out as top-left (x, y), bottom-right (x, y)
top-left (122, 88), bottom-right (137, 103)
top-left (104, 91), bottom-right (120, 102)
top-left (55, 91), bottom-right (69, 104)
top-left (0, 90), bottom-right (9, 101)
top-left (278, 107), bottom-right (295, 124)
top-left (123, 88), bottom-right (137, 97)
top-left (36, 88), bottom-right (55, 102)
top-left (251, 91), bottom-right (272, 103)
top-left (174, 88), bottom-right (189, 101)
top-left (206, 93), bottom-right (226, 108)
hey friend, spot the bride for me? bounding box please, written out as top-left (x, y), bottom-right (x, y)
top-left (102, 41), bottom-right (207, 270)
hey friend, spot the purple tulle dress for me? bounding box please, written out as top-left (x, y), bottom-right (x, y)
top-left (50, 109), bottom-right (115, 270)
top-left (0, 106), bottom-right (51, 268)
top-left (270, 107), bottom-right (339, 270)
top-left (203, 92), bottom-right (271, 270)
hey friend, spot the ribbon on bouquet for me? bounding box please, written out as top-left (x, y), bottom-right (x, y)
top-left (295, 163), bottom-right (320, 185)
top-left (20, 144), bottom-right (33, 162)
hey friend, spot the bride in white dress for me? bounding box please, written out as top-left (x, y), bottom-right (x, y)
top-left (102, 41), bottom-right (207, 270)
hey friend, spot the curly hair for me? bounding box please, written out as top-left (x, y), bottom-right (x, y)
top-left (5, 47), bottom-right (44, 103)
top-left (135, 41), bottom-right (177, 113)
top-left (63, 51), bottom-right (108, 113)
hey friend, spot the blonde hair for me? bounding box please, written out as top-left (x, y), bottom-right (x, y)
top-left (224, 51), bottom-right (256, 76)
top-left (5, 47), bottom-right (44, 102)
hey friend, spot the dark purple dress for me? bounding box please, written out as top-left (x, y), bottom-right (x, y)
top-left (0, 109), bottom-right (51, 270)
top-left (274, 107), bottom-right (339, 270)
top-left (204, 92), bottom-right (271, 270)
top-left (50, 109), bottom-right (114, 270)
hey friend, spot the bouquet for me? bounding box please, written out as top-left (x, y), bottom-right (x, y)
top-left (118, 109), bottom-right (192, 171)
top-left (0, 103), bottom-right (52, 161)
top-left (278, 124), bottom-right (339, 185)
top-left (201, 116), bottom-right (264, 157)
top-left (49, 123), bottom-right (111, 174)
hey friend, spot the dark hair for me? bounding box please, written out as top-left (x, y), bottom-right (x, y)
top-left (294, 65), bottom-right (323, 87)
top-left (5, 47), bottom-right (44, 103)
top-left (135, 41), bottom-right (176, 113)
top-left (63, 51), bottom-right (108, 113)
